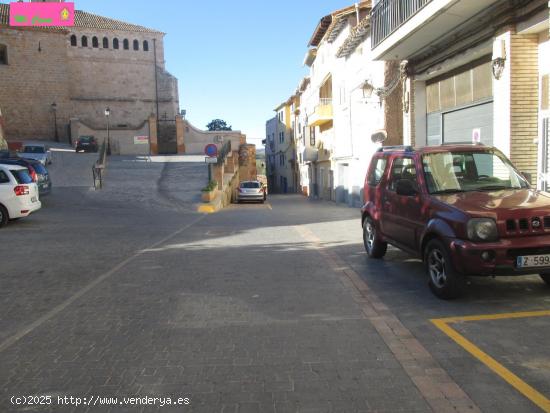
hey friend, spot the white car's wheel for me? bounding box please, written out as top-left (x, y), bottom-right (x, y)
top-left (0, 205), bottom-right (9, 227)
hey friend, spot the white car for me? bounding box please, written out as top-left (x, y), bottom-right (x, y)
top-left (20, 144), bottom-right (52, 165)
top-left (237, 180), bottom-right (266, 203)
top-left (0, 164), bottom-right (41, 227)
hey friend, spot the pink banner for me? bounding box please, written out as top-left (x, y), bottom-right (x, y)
top-left (9, 2), bottom-right (75, 27)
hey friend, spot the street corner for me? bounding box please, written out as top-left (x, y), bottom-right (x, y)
top-left (431, 310), bottom-right (550, 412)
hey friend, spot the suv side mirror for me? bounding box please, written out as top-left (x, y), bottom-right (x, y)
top-left (396, 179), bottom-right (417, 196)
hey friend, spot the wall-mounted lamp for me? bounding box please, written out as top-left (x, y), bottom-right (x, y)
top-left (361, 80), bottom-right (375, 98)
top-left (492, 39), bottom-right (506, 80)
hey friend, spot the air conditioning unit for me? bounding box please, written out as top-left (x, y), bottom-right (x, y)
top-left (214, 135), bottom-right (223, 143)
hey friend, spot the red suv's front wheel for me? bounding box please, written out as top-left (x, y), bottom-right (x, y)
top-left (424, 239), bottom-right (465, 299)
top-left (363, 217), bottom-right (387, 259)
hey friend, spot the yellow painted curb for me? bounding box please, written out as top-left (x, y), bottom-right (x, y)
top-left (197, 204), bottom-right (216, 214)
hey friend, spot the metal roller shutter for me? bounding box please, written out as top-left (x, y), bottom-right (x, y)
top-left (443, 102), bottom-right (493, 146)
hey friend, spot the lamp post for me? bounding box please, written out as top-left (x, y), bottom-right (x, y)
top-left (51, 102), bottom-right (59, 142)
top-left (104, 107), bottom-right (111, 155)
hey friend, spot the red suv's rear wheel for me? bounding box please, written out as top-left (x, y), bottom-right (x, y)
top-left (425, 239), bottom-right (465, 299)
top-left (363, 217), bottom-right (387, 258)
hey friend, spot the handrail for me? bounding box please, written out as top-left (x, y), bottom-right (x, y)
top-left (371, 0), bottom-right (433, 49)
top-left (92, 140), bottom-right (108, 190)
top-left (216, 140), bottom-right (232, 166)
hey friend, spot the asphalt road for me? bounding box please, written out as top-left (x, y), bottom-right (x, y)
top-left (1, 151), bottom-right (549, 413)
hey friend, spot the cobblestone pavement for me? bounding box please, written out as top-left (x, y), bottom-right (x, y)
top-left (1, 153), bottom-right (549, 413)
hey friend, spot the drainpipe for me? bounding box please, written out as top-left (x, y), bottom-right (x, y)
top-left (153, 39), bottom-right (160, 122)
top-left (355, 3), bottom-right (360, 26)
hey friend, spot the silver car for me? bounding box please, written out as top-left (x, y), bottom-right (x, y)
top-left (237, 181), bottom-right (266, 203)
top-left (20, 144), bottom-right (52, 165)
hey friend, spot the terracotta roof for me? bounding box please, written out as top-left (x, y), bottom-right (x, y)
top-left (336, 16), bottom-right (370, 58)
top-left (0, 4), bottom-right (163, 34)
top-left (308, 15), bottom-right (332, 47)
top-left (308, 1), bottom-right (371, 47)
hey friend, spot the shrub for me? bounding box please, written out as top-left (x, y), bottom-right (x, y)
top-left (201, 180), bottom-right (218, 192)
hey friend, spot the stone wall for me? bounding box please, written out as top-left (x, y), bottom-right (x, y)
top-left (238, 144), bottom-right (257, 182)
top-left (66, 29), bottom-right (178, 129)
top-left (183, 120), bottom-right (246, 155)
top-left (70, 118), bottom-right (150, 156)
top-left (0, 26), bottom-right (178, 142)
top-left (0, 28), bottom-right (71, 141)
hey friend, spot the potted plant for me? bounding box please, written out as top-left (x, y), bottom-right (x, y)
top-left (201, 180), bottom-right (218, 202)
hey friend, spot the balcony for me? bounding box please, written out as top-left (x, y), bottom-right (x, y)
top-left (302, 147), bottom-right (318, 163)
top-left (371, 0), bottom-right (501, 60)
top-left (309, 98), bottom-right (333, 127)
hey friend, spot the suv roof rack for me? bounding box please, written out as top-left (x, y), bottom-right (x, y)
top-left (377, 145), bottom-right (413, 152)
top-left (440, 142), bottom-right (485, 146)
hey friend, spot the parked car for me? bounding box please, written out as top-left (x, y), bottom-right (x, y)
top-left (361, 144), bottom-right (550, 299)
top-left (0, 157), bottom-right (52, 196)
top-left (75, 136), bottom-right (98, 153)
top-left (20, 144), bottom-right (52, 165)
top-left (0, 164), bottom-right (41, 227)
top-left (237, 181), bottom-right (266, 203)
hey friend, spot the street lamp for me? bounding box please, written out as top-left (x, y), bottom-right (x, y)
top-left (51, 102), bottom-right (59, 142)
top-left (104, 107), bottom-right (111, 155)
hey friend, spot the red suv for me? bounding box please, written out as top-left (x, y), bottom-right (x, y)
top-left (361, 144), bottom-right (550, 299)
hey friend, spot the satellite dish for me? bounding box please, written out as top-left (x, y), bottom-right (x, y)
top-left (371, 130), bottom-right (387, 144)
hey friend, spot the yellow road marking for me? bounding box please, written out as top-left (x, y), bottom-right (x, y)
top-left (435, 310), bottom-right (550, 324)
top-left (266, 203), bottom-right (272, 210)
top-left (431, 312), bottom-right (550, 412)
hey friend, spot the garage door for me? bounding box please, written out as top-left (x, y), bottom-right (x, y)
top-left (443, 102), bottom-right (493, 146)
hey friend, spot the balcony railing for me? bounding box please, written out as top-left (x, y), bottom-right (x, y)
top-left (371, 0), bottom-right (432, 49)
top-left (319, 98), bottom-right (332, 106)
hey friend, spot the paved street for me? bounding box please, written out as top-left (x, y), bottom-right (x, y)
top-left (1, 153), bottom-right (550, 413)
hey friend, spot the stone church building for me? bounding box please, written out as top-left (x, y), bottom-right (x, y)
top-left (0, 1), bottom-right (179, 148)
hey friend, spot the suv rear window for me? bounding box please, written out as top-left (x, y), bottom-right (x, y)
top-left (23, 146), bottom-right (45, 154)
top-left (241, 182), bottom-right (261, 188)
top-left (10, 169), bottom-right (33, 184)
top-left (367, 157), bottom-right (387, 186)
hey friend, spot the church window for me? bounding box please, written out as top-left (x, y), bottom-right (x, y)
top-left (103, 37), bottom-right (109, 49)
top-left (70, 35), bottom-right (77, 46)
top-left (123, 39), bottom-right (129, 50)
top-left (133, 39), bottom-right (139, 51)
top-left (81, 36), bottom-right (88, 47)
top-left (0, 44), bottom-right (7, 65)
top-left (113, 38), bottom-right (119, 49)
top-left (143, 40), bottom-right (149, 52)
top-left (92, 36), bottom-right (99, 48)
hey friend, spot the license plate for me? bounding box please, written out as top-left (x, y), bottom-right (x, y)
top-left (31, 197), bottom-right (37, 203)
top-left (517, 255), bottom-right (550, 268)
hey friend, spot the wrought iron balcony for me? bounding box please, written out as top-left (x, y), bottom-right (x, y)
top-left (371, 0), bottom-right (433, 49)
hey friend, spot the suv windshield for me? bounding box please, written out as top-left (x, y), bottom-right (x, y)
top-left (422, 150), bottom-right (529, 194)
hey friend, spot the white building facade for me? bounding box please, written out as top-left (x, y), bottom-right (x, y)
top-left (297, 2), bottom-right (402, 206)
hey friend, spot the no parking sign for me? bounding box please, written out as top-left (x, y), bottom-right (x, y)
top-left (204, 144), bottom-right (218, 157)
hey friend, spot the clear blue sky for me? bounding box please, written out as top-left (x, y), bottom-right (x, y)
top-left (4, 0), bottom-right (355, 146)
